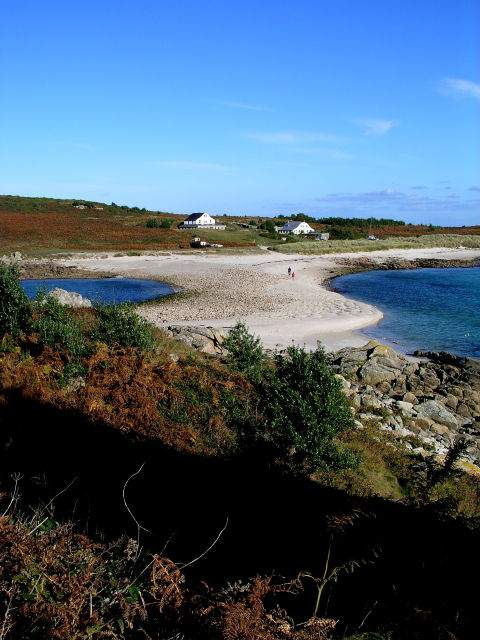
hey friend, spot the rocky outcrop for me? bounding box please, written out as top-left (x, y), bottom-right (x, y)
top-left (45, 288), bottom-right (92, 308)
top-left (330, 341), bottom-right (480, 469)
top-left (164, 325), bottom-right (227, 354)
top-left (17, 262), bottom-right (114, 280)
top-left (331, 257), bottom-right (480, 271)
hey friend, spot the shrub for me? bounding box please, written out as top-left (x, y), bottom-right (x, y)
top-left (259, 220), bottom-right (276, 233)
top-left (146, 219), bottom-right (159, 228)
top-left (33, 295), bottom-right (86, 359)
top-left (89, 302), bottom-right (157, 351)
top-left (285, 233), bottom-right (301, 243)
top-left (262, 343), bottom-right (358, 471)
top-left (0, 265), bottom-right (32, 337)
top-left (223, 321), bottom-right (264, 381)
top-left (160, 218), bottom-right (173, 228)
top-left (329, 226), bottom-right (364, 240)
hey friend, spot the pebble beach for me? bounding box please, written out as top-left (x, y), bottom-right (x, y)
top-left (53, 245), bottom-right (480, 352)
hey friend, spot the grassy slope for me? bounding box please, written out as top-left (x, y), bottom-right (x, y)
top-left (2, 195), bottom-right (480, 256)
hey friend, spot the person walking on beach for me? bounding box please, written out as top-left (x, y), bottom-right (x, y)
top-left (288, 267), bottom-right (291, 276)
top-left (291, 272), bottom-right (295, 280)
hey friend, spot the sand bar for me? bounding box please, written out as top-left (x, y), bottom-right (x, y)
top-left (59, 246), bottom-right (480, 352)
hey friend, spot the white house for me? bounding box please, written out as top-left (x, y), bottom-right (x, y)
top-left (278, 221), bottom-right (315, 235)
top-left (178, 212), bottom-right (226, 230)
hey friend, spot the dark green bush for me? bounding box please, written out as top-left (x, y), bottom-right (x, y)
top-left (285, 233), bottom-right (301, 243)
top-left (146, 219), bottom-right (159, 228)
top-left (329, 226), bottom-right (364, 240)
top-left (160, 219), bottom-right (173, 228)
top-left (0, 265), bottom-right (32, 337)
top-left (262, 343), bottom-right (358, 471)
top-left (223, 321), bottom-right (264, 381)
top-left (259, 220), bottom-right (276, 233)
top-left (89, 303), bottom-right (157, 351)
top-left (33, 296), bottom-right (86, 359)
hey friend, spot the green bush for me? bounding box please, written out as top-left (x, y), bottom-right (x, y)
top-left (285, 233), bottom-right (301, 243)
top-left (259, 220), bottom-right (276, 233)
top-left (262, 343), bottom-right (358, 471)
top-left (0, 265), bottom-right (32, 337)
top-left (146, 219), bottom-right (159, 228)
top-left (33, 296), bottom-right (86, 359)
top-left (329, 226), bottom-right (364, 240)
top-left (160, 219), bottom-right (173, 229)
top-left (223, 321), bottom-right (264, 381)
top-left (89, 303), bottom-right (157, 351)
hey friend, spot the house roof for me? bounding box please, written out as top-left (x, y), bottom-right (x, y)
top-left (280, 221), bottom-right (313, 231)
top-left (184, 212), bottom-right (211, 222)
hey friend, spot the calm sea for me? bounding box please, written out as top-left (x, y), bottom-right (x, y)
top-left (21, 278), bottom-right (176, 305)
top-left (332, 267), bottom-right (480, 359)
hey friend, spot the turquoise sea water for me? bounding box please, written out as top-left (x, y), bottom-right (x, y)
top-left (21, 278), bottom-right (176, 305)
top-left (332, 267), bottom-right (480, 359)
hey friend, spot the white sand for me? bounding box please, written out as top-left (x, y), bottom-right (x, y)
top-left (60, 246), bottom-right (480, 353)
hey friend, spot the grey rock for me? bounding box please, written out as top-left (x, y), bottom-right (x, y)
top-left (359, 362), bottom-right (402, 385)
top-left (403, 392), bottom-right (418, 405)
top-left (415, 400), bottom-right (458, 429)
top-left (46, 287), bottom-right (92, 308)
top-left (361, 394), bottom-right (383, 410)
top-left (168, 325), bottom-right (227, 354)
top-left (396, 400), bottom-right (414, 411)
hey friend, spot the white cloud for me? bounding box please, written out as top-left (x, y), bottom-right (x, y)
top-left (448, 194), bottom-right (460, 198)
top-left (367, 188), bottom-right (401, 196)
top-left (468, 185), bottom-right (480, 192)
top-left (411, 185), bottom-right (428, 190)
top-left (244, 132), bottom-right (347, 144)
top-left (215, 100), bottom-right (269, 111)
top-left (355, 119), bottom-right (398, 135)
top-left (152, 161), bottom-right (233, 170)
top-left (440, 78), bottom-right (480, 101)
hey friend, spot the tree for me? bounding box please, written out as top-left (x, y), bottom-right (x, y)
top-left (262, 343), bottom-right (357, 471)
top-left (259, 220), bottom-right (276, 233)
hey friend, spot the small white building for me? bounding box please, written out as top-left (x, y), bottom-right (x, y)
top-left (178, 212), bottom-right (226, 230)
top-left (278, 221), bottom-right (315, 235)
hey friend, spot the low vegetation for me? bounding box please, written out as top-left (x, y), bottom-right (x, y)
top-left (272, 233), bottom-right (480, 255)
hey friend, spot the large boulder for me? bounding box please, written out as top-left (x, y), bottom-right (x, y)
top-left (359, 358), bottom-right (403, 385)
top-left (46, 287), bottom-right (92, 308)
top-left (415, 400), bottom-right (458, 430)
top-left (166, 325), bottom-right (226, 354)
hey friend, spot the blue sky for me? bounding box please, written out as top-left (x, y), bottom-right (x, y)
top-left (1, 0), bottom-right (479, 224)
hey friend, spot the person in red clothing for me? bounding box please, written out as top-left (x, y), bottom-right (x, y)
top-left (292, 272), bottom-right (295, 279)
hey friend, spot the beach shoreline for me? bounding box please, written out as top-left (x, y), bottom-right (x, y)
top-left (49, 246), bottom-right (480, 353)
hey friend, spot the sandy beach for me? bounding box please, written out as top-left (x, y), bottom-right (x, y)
top-left (59, 246), bottom-right (480, 352)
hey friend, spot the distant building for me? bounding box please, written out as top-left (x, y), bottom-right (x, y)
top-left (178, 212), bottom-right (226, 230)
top-left (278, 221), bottom-right (315, 235)
top-left (313, 233), bottom-right (329, 241)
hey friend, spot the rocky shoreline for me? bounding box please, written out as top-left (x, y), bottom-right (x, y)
top-left (330, 342), bottom-right (480, 471)
top-left (17, 262), bottom-right (115, 280)
top-left (330, 256), bottom-right (480, 271)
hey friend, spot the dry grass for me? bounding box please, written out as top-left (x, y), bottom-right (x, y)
top-left (272, 234), bottom-right (480, 255)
